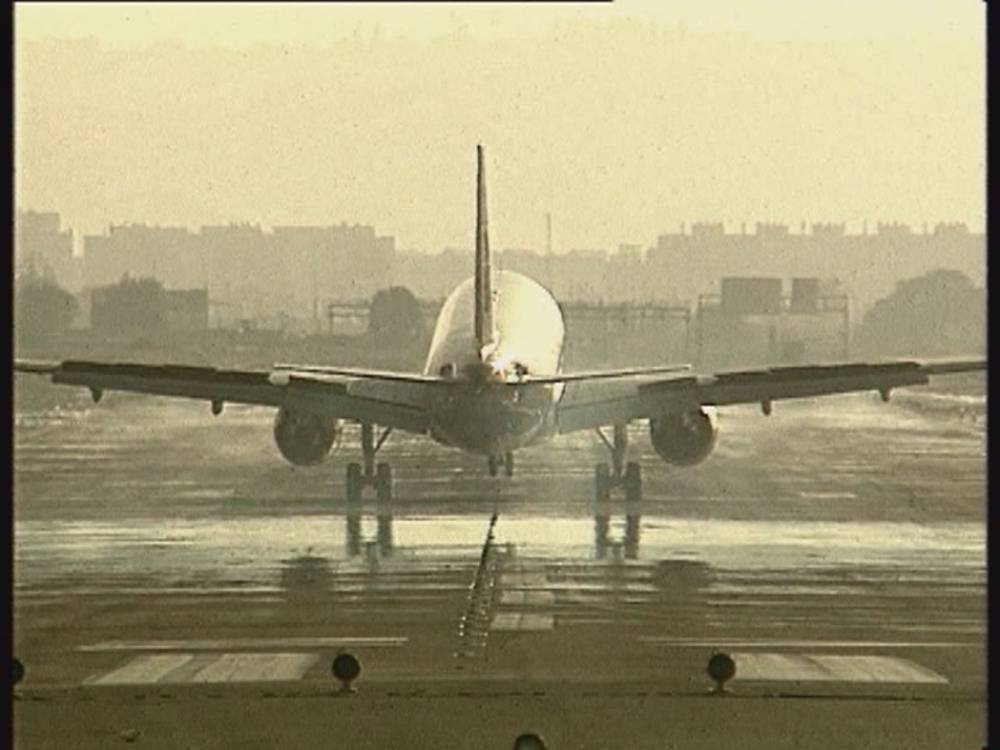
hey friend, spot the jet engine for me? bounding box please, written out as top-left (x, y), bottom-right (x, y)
top-left (649, 407), bottom-right (718, 466)
top-left (273, 407), bottom-right (342, 466)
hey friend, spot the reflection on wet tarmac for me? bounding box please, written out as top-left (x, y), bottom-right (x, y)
top-left (345, 508), bottom-right (395, 559)
top-left (14, 514), bottom-right (985, 590)
top-left (593, 505), bottom-right (641, 560)
top-left (279, 555), bottom-right (333, 597)
top-left (11, 394), bottom-right (986, 712)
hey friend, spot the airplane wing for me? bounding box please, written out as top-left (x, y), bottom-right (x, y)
top-left (13, 359), bottom-right (436, 435)
top-left (273, 362), bottom-right (693, 384)
top-left (554, 358), bottom-right (986, 434)
top-left (509, 364), bottom-right (692, 384)
top-left (272, 362), bottom-right (446, 384)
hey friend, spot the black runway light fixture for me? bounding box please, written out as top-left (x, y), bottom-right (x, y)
top-left (331, 651), bottom-right (361, 692)
top-left (513, 733), bottom-right (548, 750)
top-left (707, 652), bottom-right (736, 694)
top-left (12, 658), bottom-right (24, 687)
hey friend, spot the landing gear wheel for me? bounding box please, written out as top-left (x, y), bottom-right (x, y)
top-left (376, 462), bottom-right (393, 503)
top-left (595, 463), bottom-right (611, 503)
top-left (346, 462), bottom-right (362, 503)
top-left (488, 455), bottom-right (500, 477)
top-left (624, 461), bottom-right (642, 503)
top-left (504, 452), bottom-right (514, 477)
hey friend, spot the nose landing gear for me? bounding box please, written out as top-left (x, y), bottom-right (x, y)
top-left (594, 423), bottom-right (642, 502)
top-left (345, 423), bottom-right (394, 502)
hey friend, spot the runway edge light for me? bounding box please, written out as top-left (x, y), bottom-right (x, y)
top-left (12, 657), bottom-right (24, 687)
top-left (513, 732), bottom-right (548, 750)
top-left (331, 651), bottom-right (361, 693)
top-left (707, 652), bottom-right (736, 695)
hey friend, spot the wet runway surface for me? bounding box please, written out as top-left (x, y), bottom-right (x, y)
top-left (12, 388), bottom-right (986, 748)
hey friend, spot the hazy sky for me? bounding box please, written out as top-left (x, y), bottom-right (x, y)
top-left (15, 1), bottom-right (985, 253)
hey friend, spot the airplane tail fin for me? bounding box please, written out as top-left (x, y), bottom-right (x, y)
top-left (474, 144), bottom-right (496, 354)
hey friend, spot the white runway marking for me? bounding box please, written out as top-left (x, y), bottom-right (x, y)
top-left (731, 653), bottom-right (948, 684)
top-left (78, 636), bottom-right (407, 652)
top-left (187, 653), bottom-right (318, 683)
top-left (491, 613), bottom-right (555, 631)
top-left (86, 654), bottom-right (194, 685)
top-left (798, 491), bottom-right (858, 500)
top-left (638, 637), bottom-right (977, 649)
top-left (86, 652), bottom-right (318, 685)
top-left (501, 571), bottom-right (549, 587)
top-left (500, 590), bottom-right (556, 606)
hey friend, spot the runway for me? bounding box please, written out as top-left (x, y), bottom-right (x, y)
top-left (12, 386), bottom-right (986, 749)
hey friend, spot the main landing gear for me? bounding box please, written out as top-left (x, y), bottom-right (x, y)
top-left (594, 424), bottom-right (642, 503)
top-left (487, 452), bottom-right (515, 477)
top-left (346, 422), bottom-right (393, 503)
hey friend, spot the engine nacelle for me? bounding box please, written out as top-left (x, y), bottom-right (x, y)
top-left (649, 407), bottom-right (718, 466)
top-left (273, 407), bottom-right (342, 466)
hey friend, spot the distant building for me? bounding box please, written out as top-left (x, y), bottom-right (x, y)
top-left (165, 289), bottom-right (209, 331)
top-left (90, 277), bottom-right (208, 335)
top-left (15, 210), bottom-right (78, 290)
top-left (648, 220), bottom-right (983, 316)
top-left (83, 221), bottom-right (396, 321)
top-left (28, 208), bottom-right (983, 327)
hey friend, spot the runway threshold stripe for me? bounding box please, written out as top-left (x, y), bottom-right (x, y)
top-left (731, 653), bottom-right (948, 684)
top-left (159, 654), bottom-right (220, 682)
top-left (188, 653), bottom-right (318, 683)
top-left (86, 654), bottom-right (194, 685)
top-left (79, 636), bottom-right (407, 652)
top-left (86, 653), bottom-right (319, 685)
top-left (638, 637), bottom-right (977, 649)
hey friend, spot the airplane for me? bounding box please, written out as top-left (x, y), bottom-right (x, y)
top-left (14, 146), bottom-right (986, 503)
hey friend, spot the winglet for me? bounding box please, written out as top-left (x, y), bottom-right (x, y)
top-left (474, 145), bottom-right (496, 354)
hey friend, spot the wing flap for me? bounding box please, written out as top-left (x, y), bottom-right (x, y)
top-left (16, 359), bottom-right (435, 434)
top-left (51, 361), bottom-right (283, 406)
top-left (514, 364), bottom-right (691, 385)
top-left (654, 362), bottom-right (931, 406)
top-left (556, 394), bottom-right (681, 435)
top-left (283, 376), bottom-right (430, 434)
top-left (556, 358), bottom-right (984, 433)
top-left (272, 363), bottom-right (446, 384)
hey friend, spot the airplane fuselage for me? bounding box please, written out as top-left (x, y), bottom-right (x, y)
top-left (423, 270), bottom-right (566, 455)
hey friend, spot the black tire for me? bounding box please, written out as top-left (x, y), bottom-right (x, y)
top-left (346, 462), bottom-right (362, 503)
top-left (595, 463), bottom-right (611, 503)
top-left (488, 456), bottom-right (499, 477)
top-left (376, 462), bottom-right (393, 503)
top-left (504, 452), bottom-right (514, 477)
top-left (624, 461), bottom-right (642, 503)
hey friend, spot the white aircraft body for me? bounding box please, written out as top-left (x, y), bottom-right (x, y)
top-left (15, 147), bottom-right (985, 502)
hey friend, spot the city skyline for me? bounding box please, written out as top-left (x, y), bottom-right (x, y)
top-left (16, 207), bottom-right (984, 330)
top-left (13, 205), bottom-right (984, 258)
